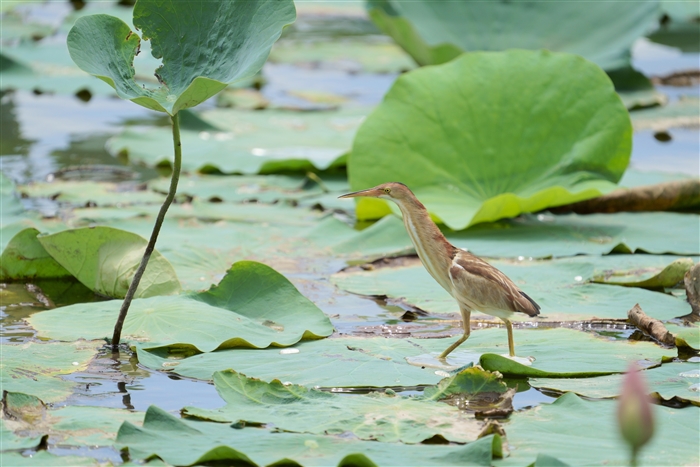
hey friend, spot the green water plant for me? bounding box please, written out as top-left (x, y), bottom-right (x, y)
top-left (66, 0), bottom-right (296, 348)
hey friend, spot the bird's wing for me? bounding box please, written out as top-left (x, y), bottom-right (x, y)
top-left (448, 250), bottom-right (540, 317)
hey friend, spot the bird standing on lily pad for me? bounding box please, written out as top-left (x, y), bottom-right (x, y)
top-left (340, 182), bottom-right (540, 360)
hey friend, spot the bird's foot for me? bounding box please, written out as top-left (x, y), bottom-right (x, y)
top-left (499, 354), bottom-right (535, 366)
top-left (406, 351), bottom-right (480, 371)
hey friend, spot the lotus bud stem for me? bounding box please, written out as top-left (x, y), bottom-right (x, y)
top-left (617, 363), bottom-right (655, 466)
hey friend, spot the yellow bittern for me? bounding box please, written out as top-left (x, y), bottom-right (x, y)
top-left (340, 182), bottom-right (540, 359)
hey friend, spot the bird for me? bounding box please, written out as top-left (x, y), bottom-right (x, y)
top-left (339, 182), bottom-right (540, 359)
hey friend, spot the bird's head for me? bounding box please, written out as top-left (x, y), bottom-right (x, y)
top-left (338, 182), bottom-right (414, 202)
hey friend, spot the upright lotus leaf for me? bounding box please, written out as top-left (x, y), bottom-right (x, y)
top-left (37, 227), bottom-right (181, 299)
top-left (367, 0), bottom-right (660, 71)
top-left (349, 50), bottom-right (632, 229)
top-left (0, 228), bottom-right (72, 280)
top-left (67, 0), bottom-right (296, 115)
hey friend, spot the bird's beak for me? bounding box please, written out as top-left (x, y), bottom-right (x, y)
top-left (338, 187), bottom-right (383, 199)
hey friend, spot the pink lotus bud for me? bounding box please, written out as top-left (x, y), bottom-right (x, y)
top-left (618, 363), bottom-right (655, 463)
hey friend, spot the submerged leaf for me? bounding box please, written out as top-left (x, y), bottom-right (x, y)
top-left (349, 50), bottom-right (632, 229)
top-left (67, 0), bottom-right (296, 114)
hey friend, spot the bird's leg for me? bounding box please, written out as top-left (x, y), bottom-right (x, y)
top-left (439, 308), bottom-right (471, 360)
top-left (501, 318), bottom-right (515, 357)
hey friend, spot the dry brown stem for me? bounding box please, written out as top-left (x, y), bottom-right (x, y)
top-left (627, 304), bottom-right (676, 346)
top-left (550, 179), bottom-right (700, 214)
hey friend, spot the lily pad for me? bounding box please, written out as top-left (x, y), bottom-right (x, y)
top-left (182, 370), bottom-right (485, 444)
top-left (0, 228), bottom-right (72, 281)
top-left (28, 261), bottom-right (333, 352)
top-left (0, 341), bottom-right (102, 403)
top-left (349, 50), bottom-right (632, 229)
top-left (334, 212), bottom-right (700, 260)
top-left (37, 227), bottom-right (181, 299)
top-left (529, 361), bottom-right (700, 406)
top-left (118, 405), bottom-right (501, 466)
top-left (332, 256), bottom-right (692, 322)
top-left (136, 328), bottom-right (674, 383)
top-left (106, 106), bottom-right (369, 174)
top-left (0, 452), bottom-right (97, 466)
top-left (0, 418), bottom-right (45, 451)
top-left (494, 392), bottom-right (699, 467)
top-left (591, 257), bottom-right (695, 289)
top-left (367, 0), bottom-right (660, 71)
top-left (67, 0), bottom-right (296, 115)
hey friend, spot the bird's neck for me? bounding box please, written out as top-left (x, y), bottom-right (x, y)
top-left (395, 197), bottom-right (455, 293)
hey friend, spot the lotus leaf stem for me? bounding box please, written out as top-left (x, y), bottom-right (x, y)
top-left (111, 112), bottom-right (182, 350)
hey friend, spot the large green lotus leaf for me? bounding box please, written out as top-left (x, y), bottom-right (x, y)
top-left (0, 228), bottom-right (72, 281)
top-left (666, 324), bottom-right (700, 349)
top-left (529, 361), bottom-right (700, 406)
top-left (349, 51), bottom-right (632, 229)
top-left (118, 405), bottom-right (501, 466)
top-left (106, 107), bottom-right (368, 173)
top-left (0, 341), bottom-right (102, 403)
top-left (182, 370), bottom-right (484, 444)
top-left (136, 329), bottom-right (673, 383)
top-left (67, 0), bottom-right (296, 115)
top-left (37, 227), bottom-right (181, 299)
top-left (28, 261), bottom-right (333, 352)
top-left (331, 256), bottom-right (692, 322)
top-left (494, 392), bottom-right (699, 467)
top-left (367, 0), bottom-right (659, 71)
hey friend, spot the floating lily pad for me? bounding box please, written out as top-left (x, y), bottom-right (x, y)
top-left (666, 324), bottom-right (700, 349)
top-left (495, 392), bottom-right (699, 467)
top-left (367, 0), bottom-right (659, 71)
top-left (44, 405), bottom-right (145, 447)
top-left (37, 227), bottom-right (181, 299)
top-left (136, 328), bottom-right (674, 383)
top-left (67, 0), bottom-right (296, 115)
top-left (0, 341), bottom-right (102, 403)
top-left (118, 405), bottom-right (501, 466)
top-left (349, 50), bottom-right (632, 229)
top-left (17, 180), bottom-right (165, 207)
top-left (0, 418), bottom-right (45, 451)
top-left (106, 107), bottom-right (369, 174)
top-left (28, 261), bottom-right (333, 352)
top-left (529, 361), bottom-right (700, 406)
top-left (182, 370), bottom-right (485, 444)
top-left (0, 452), bottom-right (97, 466)
top-left (631, 97), bottom-right (700, 132)
top-left (334, 212), bottom-right (700, 260)
top-left (591, 257), bottom-right (695, 289)
top-left (332, 256), bottom-right (692, 321)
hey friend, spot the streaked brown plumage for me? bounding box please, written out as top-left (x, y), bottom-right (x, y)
top-left (339, 182), bottom-right (540, 358)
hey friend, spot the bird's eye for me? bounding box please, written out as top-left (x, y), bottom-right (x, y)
top-left (384, 188), bottom-right (391, 194)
